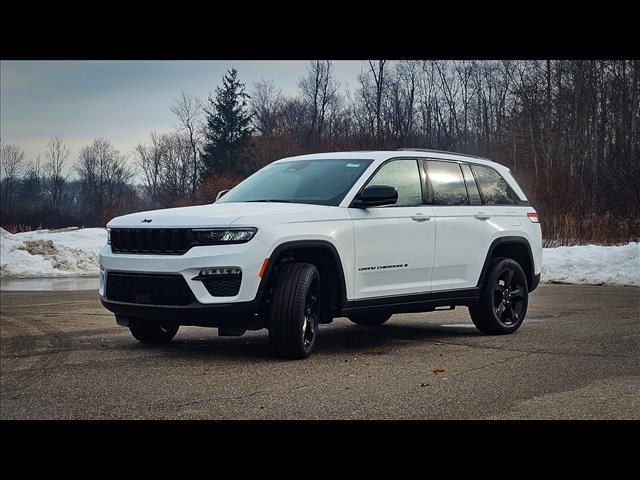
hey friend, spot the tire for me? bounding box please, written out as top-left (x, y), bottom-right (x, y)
top-left (129, 319), bottom-right (179, 344)
top-left (269, 262), bottom-right (321, 359)
top-left (469, 257), bottom-right (529, 335)
top-left (348, 313), bottom-right (392, 326)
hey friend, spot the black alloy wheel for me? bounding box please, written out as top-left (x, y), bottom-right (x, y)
top-left (469, 257), bottom-right (529, 335)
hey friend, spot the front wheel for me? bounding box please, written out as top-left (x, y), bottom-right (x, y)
top-left (469, 257), bottom-right (529, 335)
top-left (269, 262), bottom-right (321, 359)
top-left (129, 320), bottom-right (179, 344)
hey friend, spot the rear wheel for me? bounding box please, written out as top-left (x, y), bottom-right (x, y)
top-left (129, 320), bottom-right (179, 344)
top-left (269, 262), bottom-right (321, 359)
top-left (469, 257), bottom-right (528, 335)
top-left (348, 313), bottom-right (392, 326)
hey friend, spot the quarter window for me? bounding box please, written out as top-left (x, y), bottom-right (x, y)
top-left (366, 160), bottom-right (423, 207)
top-left (425, 160), bottom-right (468, 206)
top-left (471, 164), bottom-right (520, 205)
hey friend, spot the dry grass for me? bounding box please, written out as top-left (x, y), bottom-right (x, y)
top-left (542, 213), bottom-right (640, 247)
top-left (3, 224), bottom-right (39, 234)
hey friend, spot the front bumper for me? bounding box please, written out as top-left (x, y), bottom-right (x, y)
top-left (100, 296), bottom-right (262, 328)
top-left (98, 238), bottom-right (270, 304)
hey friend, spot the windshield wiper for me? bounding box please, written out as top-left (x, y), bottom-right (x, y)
top-left (245, 199), bottom-right (294, 203)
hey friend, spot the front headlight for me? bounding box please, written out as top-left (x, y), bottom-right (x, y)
top-left (107, 228), bottom-right (111, 244)
top-left (193, 228), bottom-right (257, 245)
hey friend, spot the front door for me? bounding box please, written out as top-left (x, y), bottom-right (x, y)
top-left (349, 159), bottom-right (436, 299)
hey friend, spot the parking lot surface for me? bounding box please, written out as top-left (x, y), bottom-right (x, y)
top-left (1, 285), bottom-right (638, 419)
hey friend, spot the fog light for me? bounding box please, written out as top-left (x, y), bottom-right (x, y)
top-left (198, 267), bottom-right (241, 277)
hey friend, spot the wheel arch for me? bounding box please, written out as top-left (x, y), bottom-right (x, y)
top-left (256, 240), bottom-right (348, 316)
top-left (477, 236), bottom-right (538, 292)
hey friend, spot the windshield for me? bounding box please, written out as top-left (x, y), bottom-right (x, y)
top-left (217, 158), bottom-right (373, 206)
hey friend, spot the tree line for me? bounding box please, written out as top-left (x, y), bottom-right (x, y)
top-left (1, 60), bottom-right (639, 243)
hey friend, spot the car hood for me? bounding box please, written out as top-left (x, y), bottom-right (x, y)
top-left (106, 202), bottom-right (338, 228)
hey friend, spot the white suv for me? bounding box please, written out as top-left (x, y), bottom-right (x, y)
top-left (100, 149), bottom-right (542, 358)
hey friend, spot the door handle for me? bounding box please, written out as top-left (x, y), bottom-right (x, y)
top-left (411, 213), bottom-right (431, 222)
top-left (474, 213), bottom-right (491, 220)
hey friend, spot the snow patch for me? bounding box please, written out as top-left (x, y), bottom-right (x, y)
top-left (541, 243), bottom-right (639, 286)
top-left (0, 228), bottom-right (107, 278)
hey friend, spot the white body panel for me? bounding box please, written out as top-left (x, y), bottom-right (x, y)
top-left (349, 205), bottom-right (436, 298)
top-left (100, 150), bottom-right (543, 309)
top-left (430, 205), bottom-right (502, 291)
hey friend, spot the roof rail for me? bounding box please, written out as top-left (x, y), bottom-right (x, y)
top-left (396, 148), bottom-right (490, 160)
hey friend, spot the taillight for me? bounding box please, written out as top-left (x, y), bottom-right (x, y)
top-left (527, 212), bottom-right (540, 223)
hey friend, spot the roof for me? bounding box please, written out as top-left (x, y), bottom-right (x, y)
top-left (275, 150), bottom-right (507, 171)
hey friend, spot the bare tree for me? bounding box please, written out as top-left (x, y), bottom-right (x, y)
top-left (299, 61), bottom-right (341, 145)
top-left (134, 133), bottom-right (164, 206)
top-left (20, 156), bottom-right (44, 213)
top-left (134, 131), bottom-right (194, 207)
top-left (171, 92), bottom-right (204, 202)
top-left (0, 140), bottom-right (27, 213)
top-left (251, 78), bottom-right (284, 136)
top-left (76, 138), bottom-right (132, 224)
top-left (44, 137), bottom-right (69, 211)
top-left (369, 60), bottom-right (387, 146)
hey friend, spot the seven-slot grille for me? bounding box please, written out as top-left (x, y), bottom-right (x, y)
top-left (110, 228), bottom-right (193, 254)
top-left (105, 272), bottom-right (196, 306)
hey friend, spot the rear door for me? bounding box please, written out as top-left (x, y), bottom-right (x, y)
top-left (423, 159), bottom-right (501, 291)
top-left (349, 159), bottom-right (436, 299)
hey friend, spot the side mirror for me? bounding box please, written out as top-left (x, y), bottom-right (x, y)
top-left (215, 189), bottom-right (230, 202)
top-left (351, 185), bottom-right (398, 208)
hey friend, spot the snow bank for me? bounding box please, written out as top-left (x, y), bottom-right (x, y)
top-left (542, 242), bottom-right (639, 286)
top-left (1, 228), bottom-right (638, 286)
top-left (0, 228), bottom-right (107, 278)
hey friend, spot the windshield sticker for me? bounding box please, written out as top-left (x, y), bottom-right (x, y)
top-left (345, 163), bottom-right (361, 168)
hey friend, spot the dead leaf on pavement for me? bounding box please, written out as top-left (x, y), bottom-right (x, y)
top-left (432, 368), bottom-right (445, 373)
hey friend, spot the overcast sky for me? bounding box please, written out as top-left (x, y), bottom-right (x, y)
top-left (0, 60), bottom-right (369, 165)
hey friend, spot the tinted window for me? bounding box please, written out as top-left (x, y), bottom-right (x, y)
top-left (471, 164), bottom-right (520, 205)
top-left (218, 158), bottom-right (373, 206)
top-left (366, 160), bottom-right (422, 207)
top-left (426, 160), bottom-right (468, 206)
top-left (461, 164), bottom-right (482, 206)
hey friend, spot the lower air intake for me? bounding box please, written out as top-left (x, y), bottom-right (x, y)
top-left (106, 272), bottom-right (196, 306)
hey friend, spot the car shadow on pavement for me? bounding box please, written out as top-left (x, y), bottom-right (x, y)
top-left (314, 322), bottom-right (482, 354)
top-left (126, 321), bottom-right (482, 361)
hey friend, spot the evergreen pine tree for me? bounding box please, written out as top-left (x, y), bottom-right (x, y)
top-left (201, 69), bottom-right (252, 176)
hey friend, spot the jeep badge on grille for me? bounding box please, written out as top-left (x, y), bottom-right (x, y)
top-left (141, 219), bottom-right (152, 223)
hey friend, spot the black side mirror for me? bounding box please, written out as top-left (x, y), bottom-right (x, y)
top-left (215, 189), bottom-right (230, 202)
top-left (351, 185), bottom-right (398, 208)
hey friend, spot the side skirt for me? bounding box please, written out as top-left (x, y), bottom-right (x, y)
top-left (339, 288), bottom-right (480, 317)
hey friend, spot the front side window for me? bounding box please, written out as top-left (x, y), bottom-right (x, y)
top-left (425, 160), bottom-right (468, 206)
top-left (471, 164), bottom-right (520, 205)
top-left (364, 159), bottom-right (423, 207)
top-left (217, 158), bottom-right (373, 206)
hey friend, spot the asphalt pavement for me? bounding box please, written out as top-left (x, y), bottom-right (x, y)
top-left (1, 284), bottom-right (638, 419)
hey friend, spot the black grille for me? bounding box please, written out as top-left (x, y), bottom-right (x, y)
top-left (202, 273), bottom-right (242, 297)
top-left (110, 229), bottom-right (193, 255)
top-left (106, 272), bottom-right (196, 306)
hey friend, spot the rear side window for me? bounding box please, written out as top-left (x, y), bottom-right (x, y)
top-left (461, 164), bottom-right (482, 206)
top-left (367, 159), bottom-right (423, 207)
top-left (425, 160), bottom-right (468, 206)
top-left (471, 164), bottom-right (520, 205)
